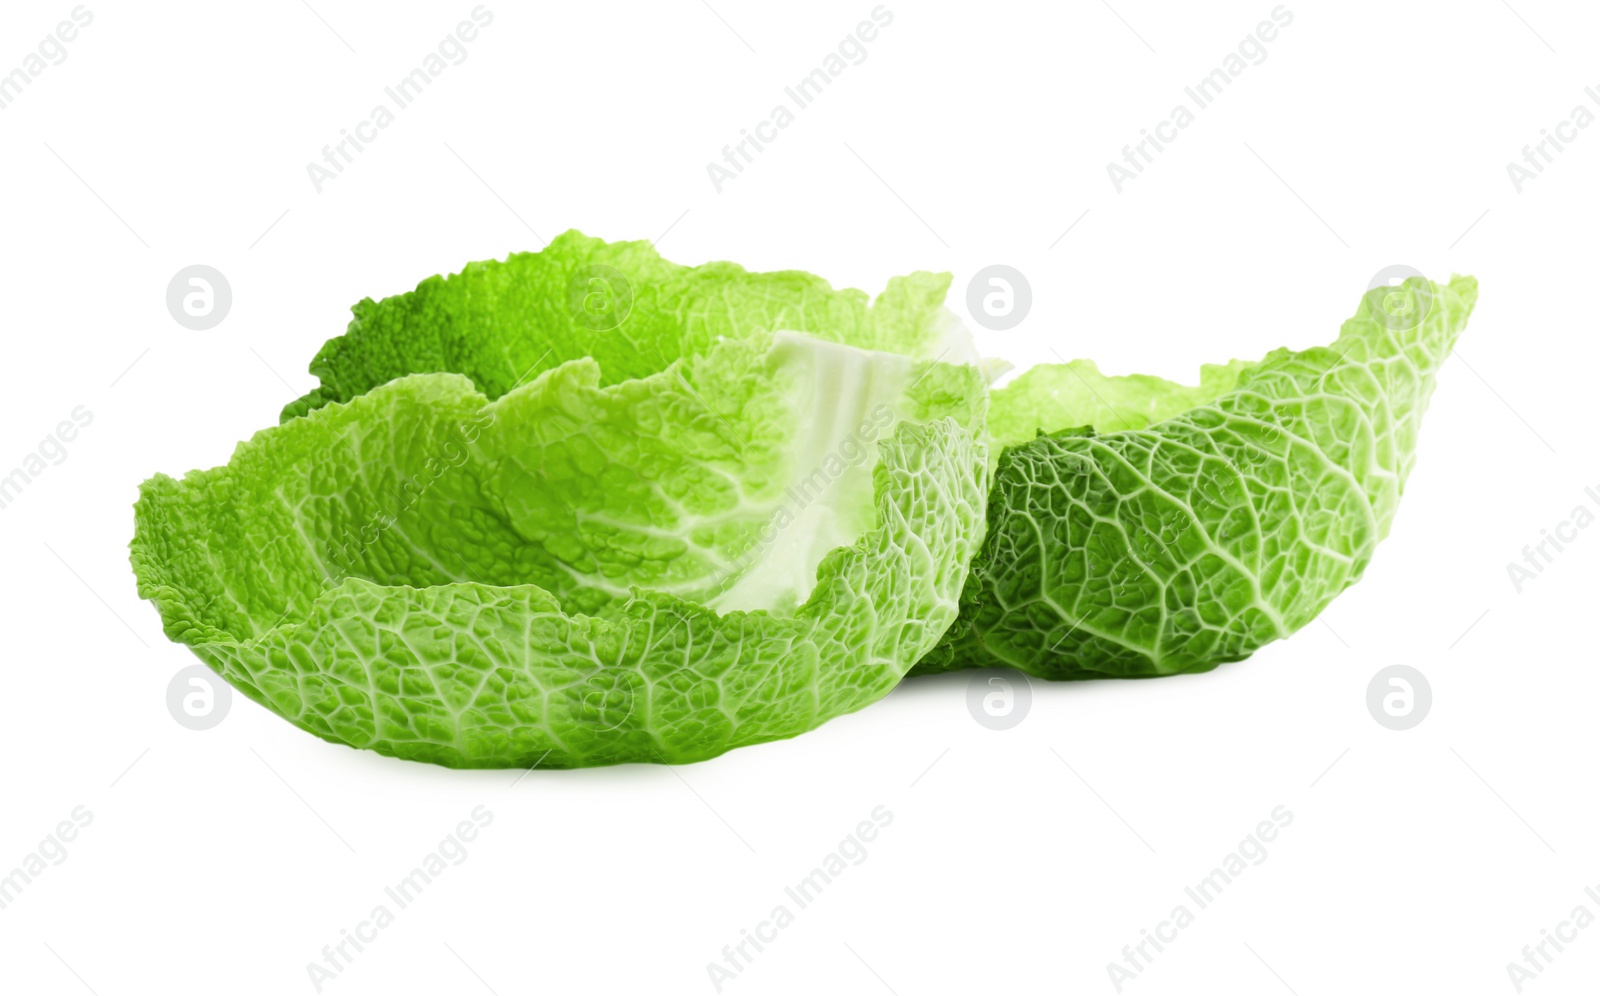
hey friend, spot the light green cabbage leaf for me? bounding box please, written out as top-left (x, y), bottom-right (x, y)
top-left (132, 234), bottom-right (990, 767)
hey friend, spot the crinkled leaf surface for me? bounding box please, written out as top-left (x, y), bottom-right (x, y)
top-left (281, 229), bottom-right (972, 420)
top-left (133, 235), bottom-right (990, 767)
top-left (913, 275), bottom-right (1477, 679)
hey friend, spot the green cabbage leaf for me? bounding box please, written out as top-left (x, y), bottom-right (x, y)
top-left (132, 233), bottom-right (990, 767)
top-left (913, 275), bottom-right (1477, 678)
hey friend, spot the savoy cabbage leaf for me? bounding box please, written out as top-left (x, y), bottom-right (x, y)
top-left (132, 234), bottom-right (990, 767)
top-left (912, 275), bottom-right (1478, 678)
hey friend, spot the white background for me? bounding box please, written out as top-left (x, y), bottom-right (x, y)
top-left (1, 1), bottom-right (1596, 993)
